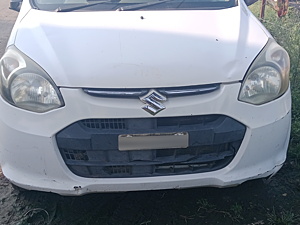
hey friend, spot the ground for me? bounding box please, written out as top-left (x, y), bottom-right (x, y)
top-left (0, 0), bottom-right (300, 224)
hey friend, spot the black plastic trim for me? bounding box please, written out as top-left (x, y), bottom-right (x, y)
top-left (83, 83), bottom-right (220, 98)
top-left (56, 115), bottom-right (246, 178)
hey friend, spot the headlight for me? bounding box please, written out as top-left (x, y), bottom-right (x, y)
top-left (238, 38), bottom-right (290, 105)
top-left (0, 46), bottom-right (64, 113)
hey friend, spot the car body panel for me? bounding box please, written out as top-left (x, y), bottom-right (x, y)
top-left (12, 5), bottom-right (269, 88)
top-left (0, 84), bottom-right (291, 195)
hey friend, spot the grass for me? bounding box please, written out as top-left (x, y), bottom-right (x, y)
top-left (267, 208), bottom-right (299, 225)
top-left (196, 198), bottom-right (245, 222)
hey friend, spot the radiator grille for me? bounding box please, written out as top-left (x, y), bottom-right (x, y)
top-left (81, 119), bottom-right (126, 129)
top-left (57, 115), bottom-right (246, 178)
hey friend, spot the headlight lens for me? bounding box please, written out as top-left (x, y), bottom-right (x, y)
top-left (238, 38), bottom-right (290, 105)
top-left (0, 46), bottom-right (64, 112)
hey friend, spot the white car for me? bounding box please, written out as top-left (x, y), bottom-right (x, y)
top-left (0, 0), bottom-right (291, 195)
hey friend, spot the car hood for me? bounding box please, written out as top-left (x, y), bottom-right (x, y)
top-left (14, 6), bottom-right (269, 88)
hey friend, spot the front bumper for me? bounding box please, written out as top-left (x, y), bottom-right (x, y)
top-left (0, 83), bottom-right (291, 195)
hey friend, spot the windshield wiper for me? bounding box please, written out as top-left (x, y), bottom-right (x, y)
top-left (55, 1), bottom-right (114, 12)
top-left (116, 0), bottom-right (171, 11)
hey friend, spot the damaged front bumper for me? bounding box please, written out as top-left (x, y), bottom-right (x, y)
top-left (0, 84), bottom-right (291, 195)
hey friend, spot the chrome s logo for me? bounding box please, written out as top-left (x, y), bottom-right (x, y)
top-left (140, 90), bottom-right (167, 115)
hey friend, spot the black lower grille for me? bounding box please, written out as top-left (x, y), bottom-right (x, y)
top-left (56, 115), bottom-right (246, 178)
top-left (81, 119), bottom-right (126, 129)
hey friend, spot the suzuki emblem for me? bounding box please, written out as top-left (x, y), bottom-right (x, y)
top-left (140, 90), bottom-right (167, 115)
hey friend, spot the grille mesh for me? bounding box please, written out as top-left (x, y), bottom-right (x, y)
top-left (63, 149), bottom-right (89, 161)
top-left (81, 119), bottom-right (126, 129)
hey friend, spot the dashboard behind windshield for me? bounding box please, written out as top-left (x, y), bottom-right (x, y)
top-left (30, 0), bottom-right (237, 11)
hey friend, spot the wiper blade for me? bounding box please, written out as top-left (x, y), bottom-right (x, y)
top-left (116, 0), bottom-right (170, 11)
top-left (55, 1), bottom-right (113, 12)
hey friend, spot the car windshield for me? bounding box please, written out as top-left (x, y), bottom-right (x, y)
top-left (30, 0), bottom-right (237, 11)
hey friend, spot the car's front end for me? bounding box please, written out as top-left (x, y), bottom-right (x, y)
top-left (0, 0), bottom-right (291, 195)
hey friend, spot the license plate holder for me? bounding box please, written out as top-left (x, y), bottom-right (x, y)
top-left (118, 132), bottom-right (188, 151)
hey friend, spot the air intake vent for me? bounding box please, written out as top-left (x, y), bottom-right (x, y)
top-left (81, 119), bottom-right (126, 130)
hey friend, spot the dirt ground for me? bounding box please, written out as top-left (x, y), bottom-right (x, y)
top-left (1, 1), bottom-right (300, 225)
